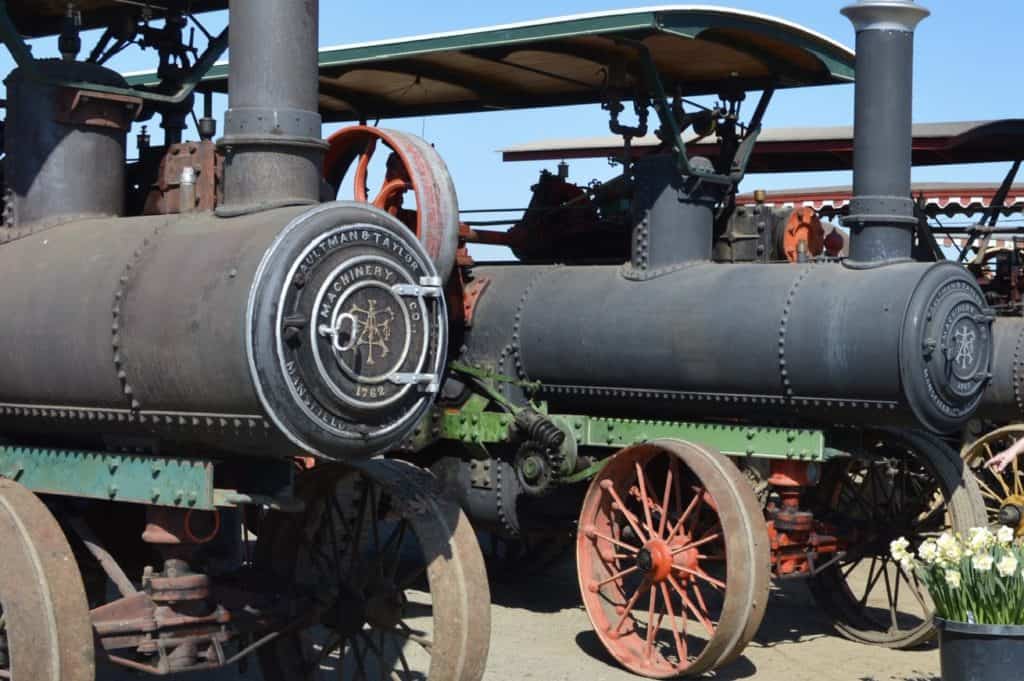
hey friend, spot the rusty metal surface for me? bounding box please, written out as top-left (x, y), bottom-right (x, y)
top-left (143, 142), bottom-right (221, 215)
top-left (54, 88), bottom-right (142, 130)
top-left (324, 125), bottom-right (461, 281)
top-left (461, 276), bottom-right (491, 328)
top-left (0, 479), bottom-right (95, 680)
top-left (5, 61), bottom-right (130, 229)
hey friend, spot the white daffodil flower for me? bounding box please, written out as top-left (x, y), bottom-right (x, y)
top-left (918, 539), bottom-right (939, 565)
top-left (997, 553), bottom-right (1019, 578)
top-left (968, 527), bottom-right (996, 554)
top-left (890, 537), bottom-right (911, 562)
top-left (998, 525), bottom-right (1016, 546)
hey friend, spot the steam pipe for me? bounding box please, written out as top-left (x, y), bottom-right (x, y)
top-left (841, 0), bottom-right (929, 263)
top-left (219, 0), bottom-right (326, 211)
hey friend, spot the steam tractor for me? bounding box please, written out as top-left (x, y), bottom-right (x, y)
top-left (0, 2), bottom-right (487, 680)
top-left (0, 1), bottom-right (998, 680)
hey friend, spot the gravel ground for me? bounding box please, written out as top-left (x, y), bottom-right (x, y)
top-left (102, 553), bottom-right (940, 681)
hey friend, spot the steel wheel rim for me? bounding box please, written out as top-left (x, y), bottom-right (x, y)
top-left (0, 480), bottom-right (94, 681)
top-left (576, 440), bottom-right (768, 678)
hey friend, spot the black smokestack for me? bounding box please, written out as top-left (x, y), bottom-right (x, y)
top-left (841, 0), bottom-right (929, 263)
top-left (219, 0), bottom-right (326, 211)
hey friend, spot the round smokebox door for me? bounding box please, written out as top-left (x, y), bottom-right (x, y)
top-left (902, 265), bottom-right (993, 433)
top-left (248, 202), bottom-right (447, 460)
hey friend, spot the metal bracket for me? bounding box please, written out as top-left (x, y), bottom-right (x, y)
top-left (392, 276), bottom-right (444, 299)
top-left (389, 372), bottom-right (440, 393)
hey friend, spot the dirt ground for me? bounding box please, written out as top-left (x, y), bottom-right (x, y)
top-left (102, 553), bottom-right (940, 681)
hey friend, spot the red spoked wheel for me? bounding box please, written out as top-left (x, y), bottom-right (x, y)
top-left (323, 126), bottom-right (460, 281)
top-left (577, 440), bottom-right (769, 678)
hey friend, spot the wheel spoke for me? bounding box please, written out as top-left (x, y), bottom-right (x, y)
top-left (601, 482), bottom-right (649, 543)
top-left (644, 585), bottom-right (658, 659)
top-left (658, 466), bottom-right (674, 539)
top-left (691, 580), bottom-right (712, 622)
top-left (902, 567), bottom-right (930, 611)
top-left (614, 580), bottom-right (650, 633)
top-left (635, 462), bottom-right (657, 538)
top-left (673, 565), bottom-right (726, 590)
top-left (1012, 454), bottom-right (1023, 496)
top-left (593, 564), bottom-right (640, 590)
top-left (350, 485), bottom-right (371, 571)
top-left (354, 140), bottom-right (378, 203)
top-left (668, 574), bottom-right (714, 636)
top-left (666, 487), bottom-right (704, 544)
top-left (589, 529), bottom-right (640, 554)
top-left (860, 556), bottom-right (881, 606)
top-left (397, 620), bottom-right (433, 651)
top-left (369, 484), bottom-right (382, 558)
top-left (660, 582), bottom-right (687, 664)
top-left (671, 458), bottom-right (684, 518)
top-left (387, 628), bottom-right (414, 679)
top-left (841, 556), bottom-right (864, 579)
top-left (670, 532), bottom-right (722, 556)
top-left (351, 634), bottom-right (370, 681)
top-left (882, 562), bottom-right (899, 632)
top-left (976, 477), bottom-right (1006, 503)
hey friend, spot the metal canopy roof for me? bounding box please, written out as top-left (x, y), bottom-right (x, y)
top-left (502, 119), bottom-right (1024, 170)
top-left (124, 5), bottom-right (855, 122)
top-left (6, 1), bottom-right (226, 38)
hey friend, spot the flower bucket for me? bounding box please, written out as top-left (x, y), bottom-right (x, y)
top-left (936, 618), bottom-right (1024, 681)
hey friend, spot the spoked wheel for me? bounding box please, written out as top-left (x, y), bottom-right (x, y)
top-left (257, 459), bottom-right (490, 681)
top-left (577, 440), bottom-right (770, 678)
top-left (323, 125), bottom-right (460, 280)
top-left (808, 429), bottom-right (986, 649)
top-left (962, 424), bottom-right (1024, 531)
top-left (0, 480), bottom-right (94, 681)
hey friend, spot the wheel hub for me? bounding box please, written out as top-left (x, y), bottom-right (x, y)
top-left (363, 581), bottom-right (406, 629)
top-left (637, 540), bottom-right (674, 583)
top-left (999, 494), bottom-right (1024, 536)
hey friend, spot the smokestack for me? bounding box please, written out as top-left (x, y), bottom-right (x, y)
top-left (219, 0), bottom-right (326, 211)
top-left (841, 1), bottom-right (929, 263)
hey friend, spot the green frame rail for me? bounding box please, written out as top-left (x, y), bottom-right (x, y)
top-left (0, 447), bottom-right (301, 511)
top-left (436, 408), bottom-right (830, 461)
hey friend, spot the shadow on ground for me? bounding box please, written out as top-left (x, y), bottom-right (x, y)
top-left (486, 547), bottom-right (921, 676)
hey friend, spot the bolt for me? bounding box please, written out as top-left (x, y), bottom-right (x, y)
top-left (283, 326), bottom-right (302, 347)
top-left (520, 456), bottom-right (543, 481)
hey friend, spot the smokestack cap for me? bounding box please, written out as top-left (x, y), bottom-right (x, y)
top-left (841, 1), bottom-right (929, 33)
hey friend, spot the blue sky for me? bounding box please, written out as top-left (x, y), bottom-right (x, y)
top-left (4, 1), bottom-right (1022, 254)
